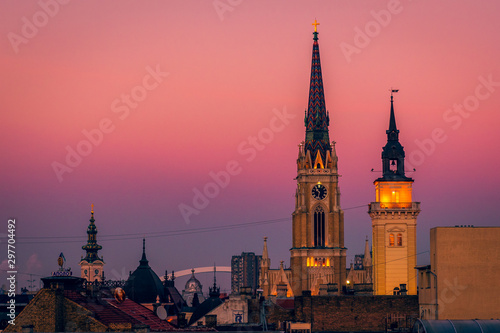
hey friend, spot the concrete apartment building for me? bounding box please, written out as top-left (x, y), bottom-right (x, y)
top-left (417, 226), bottom-right (500, 320)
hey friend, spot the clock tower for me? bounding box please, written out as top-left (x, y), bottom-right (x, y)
top-left (369, 92), bottom-right (420, 295)
top-left (291, 21), bottom-right (346, 296)
top-left (79, 204), bottom-right (105, 282)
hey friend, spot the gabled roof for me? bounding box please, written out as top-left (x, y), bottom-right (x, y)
top-left (165, 286), bottom-right (187, 314)
top-left (188, 296), bottom-right (224, 326)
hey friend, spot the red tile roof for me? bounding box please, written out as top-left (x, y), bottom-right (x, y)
top-left (64, 290), bottom-right (140, 326)
top-left (64, 290), bottom-right (175, 331)
top-left (108, 299), bottom-right (177, 331)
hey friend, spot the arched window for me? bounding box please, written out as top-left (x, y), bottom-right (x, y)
top-left (389, 234), bottom-right (395, 247)
top-left (314, 206), bottom-right (325, 247)
top-left (397, 233), bottom-right (403, 246)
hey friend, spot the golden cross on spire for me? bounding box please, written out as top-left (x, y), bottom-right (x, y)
top-left (91, 203), bottom-right (94, 214)
top-left (312, 19), bottom-right (320, 32)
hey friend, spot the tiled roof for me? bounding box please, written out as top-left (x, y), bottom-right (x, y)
top-left (108, 298), bottom-right (177, 331)
top-left (64, 290), bottom-right (175, 331)
top-left (64, 290), bottom-right (140, 326)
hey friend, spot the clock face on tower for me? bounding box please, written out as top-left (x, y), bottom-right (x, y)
top-left (312, 184), bottom-right (327, 200)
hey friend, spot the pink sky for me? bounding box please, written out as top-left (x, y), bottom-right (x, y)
top-left (1, 0), bottom-right (500, 292)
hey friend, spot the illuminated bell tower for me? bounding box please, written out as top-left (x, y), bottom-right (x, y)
top-left (369, 92), bottom-right (420, 295)
top-left (79, 204), bottom-right (105, 282)
top-left (291, 20), bottom-right (346, 296)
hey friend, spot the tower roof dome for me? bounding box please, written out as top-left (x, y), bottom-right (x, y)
top-left (124, 239), bottom-right (165, 304)
top-left (184, 269), bottom-right (202, 293)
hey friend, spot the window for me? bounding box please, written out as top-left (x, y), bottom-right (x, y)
top-left (314, 206), bottom-right (325, 247)
top-left (397, 233), bottom-right (403, 246)
top-left (390, 159), bottom-right (398, 172)
top-left (391, 191), bottom-right (400, 203)
top-left (389, 234), bottom-right (395, 247)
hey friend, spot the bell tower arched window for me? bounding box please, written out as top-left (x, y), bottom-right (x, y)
top-left (314, 206), bottom-right (325, 247)
top-left (389, 234), bottom-right (395, 247)
top-left (397, 233), bottom-right (403, 246)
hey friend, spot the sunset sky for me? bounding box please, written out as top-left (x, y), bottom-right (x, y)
top-left (1, 0), bottom-right (500, 292)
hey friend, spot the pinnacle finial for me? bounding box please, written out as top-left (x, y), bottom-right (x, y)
top-left (140, 237), bottom-right (149, 265)
top-left (213, 262), bottom-right (217, 285)
top-left (388, 89), bottom-right (399, 137)
top-left (214, 262), bottom-right (217, 286)
top-left (91, 203), bottom-right (94, 219)
top-left (312, 19), bottom-right (320, 32)
top-left (312, 19), bottom-right (320, 41)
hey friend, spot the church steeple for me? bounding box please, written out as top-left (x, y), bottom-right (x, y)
top-left (379, 91), bottom-right (411, 181)
top-left (388, 94), bottom-right (399, 140)
top-left (82, 204), bottom-right (103, 263)
top-left (369, 90), bottom-right (420, 296)
top-left (80, 204), bottom-right (105, 282)
top-left (291, 22), bottom-right (346, 297)
top-left (303, 20), bottom-right (332, 169)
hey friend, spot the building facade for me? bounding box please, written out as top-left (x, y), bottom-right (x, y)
top-left (290, 21), bottom-right (346, 296)
top-left (368, 94), bottom-right (420, 295)
top-left (231, 252), bottom-right (262, 295)
top-left (417, 226), bottom-right (500, 320)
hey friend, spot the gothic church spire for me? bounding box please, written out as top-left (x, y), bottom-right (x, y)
top-left (303, 20), bottom-right (332, 169)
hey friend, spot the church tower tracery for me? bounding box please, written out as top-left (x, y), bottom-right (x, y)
top-left (290, 21), bottom-right (346, 296)
top-left (79, 204), bottom-right (105, 282)
top-left (369, 92), bottom-right (420, 295)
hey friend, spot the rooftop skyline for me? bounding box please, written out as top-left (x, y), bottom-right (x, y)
top-left (2, 1), bottom-right (500, 292)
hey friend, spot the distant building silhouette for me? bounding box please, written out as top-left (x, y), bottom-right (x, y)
top-left (231, 252), bottom-right (261, 295)
top-left (182, 269), bottom-right (205, 307)
top-left (346, 238), bottom-right (373, 290)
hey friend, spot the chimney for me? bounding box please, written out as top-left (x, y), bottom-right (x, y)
top-left (54, 285), bottom-right (65, 332)
top-left (399, 284), bottom-right (407, 295)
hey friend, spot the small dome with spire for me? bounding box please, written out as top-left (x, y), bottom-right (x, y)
top-left (185, 269), bottom-right (203, 293)
top-left (182, 269), bottom-right (205, 308)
